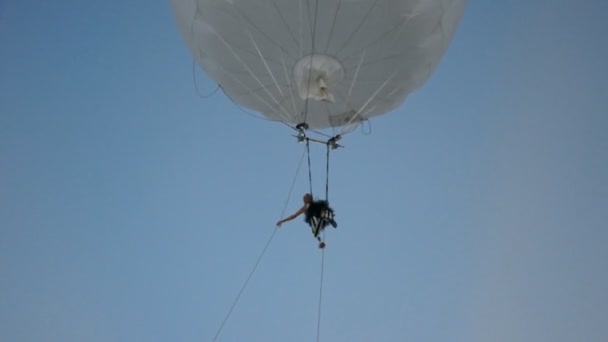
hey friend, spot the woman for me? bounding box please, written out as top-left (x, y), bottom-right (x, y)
top-left (276, 193), bottom-right (337, 247)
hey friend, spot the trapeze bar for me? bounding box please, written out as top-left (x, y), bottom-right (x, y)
top-left (292, 122), bottom-right (343, 148)
top-left (291, 134), bottom-right (344, 149)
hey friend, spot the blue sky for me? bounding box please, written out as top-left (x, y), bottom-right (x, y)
top-left (1, 0), bottom-right (607, 341)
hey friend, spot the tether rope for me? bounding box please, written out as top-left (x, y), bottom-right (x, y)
top-left (211, 145), bottom-right (308, 341)
top-left (316, 236), bottom-right (326, 342)
top-left (306, 139), bottom-right (313, 196)
top-left (301, 136), bottom-right (334, 342)
top-left (325, 143), bottom-right (330, 201)
top-left (314, 141), bottom-right (333, 342)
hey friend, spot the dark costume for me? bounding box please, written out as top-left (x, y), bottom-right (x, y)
top-left (304, 200), bottom-right (338, 238)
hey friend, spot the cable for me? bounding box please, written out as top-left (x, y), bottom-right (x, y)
top-left (361, 119), bottom-right (373, 136)
top-left (310, 128), bottom-right (332, 139)
top-left (192, 60), bottom-right (220, 99)
top-left (325, 143), bottom-right (330, 201)
top-left (316, 142), bottom-right (333, 341)
top-left (304, 136), bottom-right (333, 342)
top-left (316, 245), bottom-right (325, 342)
top-left (306, 139), bottom-right (313, 197)
top-left (211, 145), bottom-right (308, 341)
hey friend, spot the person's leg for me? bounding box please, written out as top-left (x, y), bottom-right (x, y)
top-left (315, 220), bottom-right (326, 248)
top-left (321, 207), bottom-right (337, 228)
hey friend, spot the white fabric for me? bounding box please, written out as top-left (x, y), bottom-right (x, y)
top-left (170, 0), bottom-right (467, 129)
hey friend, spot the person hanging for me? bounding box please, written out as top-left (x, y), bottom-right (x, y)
top-left (276, 193), bottom-right (337, 248)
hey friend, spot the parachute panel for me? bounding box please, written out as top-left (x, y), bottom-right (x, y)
top-left (171, 0), bottom-right (467, 129)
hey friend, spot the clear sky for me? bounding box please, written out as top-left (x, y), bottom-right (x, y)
top-left (1, 1), bottom-right (607, 341)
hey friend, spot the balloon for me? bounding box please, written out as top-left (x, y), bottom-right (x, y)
top-left (170, 0), bottom-right (467, 129)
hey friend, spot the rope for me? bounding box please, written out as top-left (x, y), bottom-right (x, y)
top-left (306, 139), bottom-right (313, 197)
top-left (325, 143), bottom-right (330, 201)
top-left (219, 86), bottom-right (276, 122)
top-left (316, 245), bottom-right (325, 342)
top-left (301, 135), bottom-right (334, 342)
top-left (192, 60), bottom-right (220, 99)
top-left (316, 142), bottom-right (332, 341)
top-left (211, 145), bottom-right (308, 342)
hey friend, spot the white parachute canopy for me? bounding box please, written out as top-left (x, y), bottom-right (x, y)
top-left (170, 0), bottom-right (467, 130)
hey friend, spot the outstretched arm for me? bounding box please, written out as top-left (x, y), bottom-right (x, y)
top-left (276, 205), bottom-right (306, 227)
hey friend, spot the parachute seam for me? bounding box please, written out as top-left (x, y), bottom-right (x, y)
top-left (344, 50), bottom-right (367, 113)
top-left (211, 26), bottom-right (293, 122)
top-left (280, 53), bottom-right (300, 120)
top-left (323, 0), bottom-right (343, 54)
top-left (202, 6), bottom-right (286, 65)
top-left (343, 52), bottom-right (418, 70)
top-left (301, 0), bottom-right (320, 124)
top-left (299, 0), bottom-right (304, 58)
top-left (218, 71), bottom-right (290, 122)
top-left (229, 4), bottom-right (299, 62)
top-left (229, 82), bottom-right (290, 97)
top-left (220, 86), bottom-right (283, 123)
top-left (339, 70), bottom-right (398, 134)
top-left (247, 31), bottom-right (285, 97)
top-left (269, 0), bottom-right (302, 54)
top-left (339, 14), bottom-right (412, 65)
top-left (332, 0), bottom-right (381, 57)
